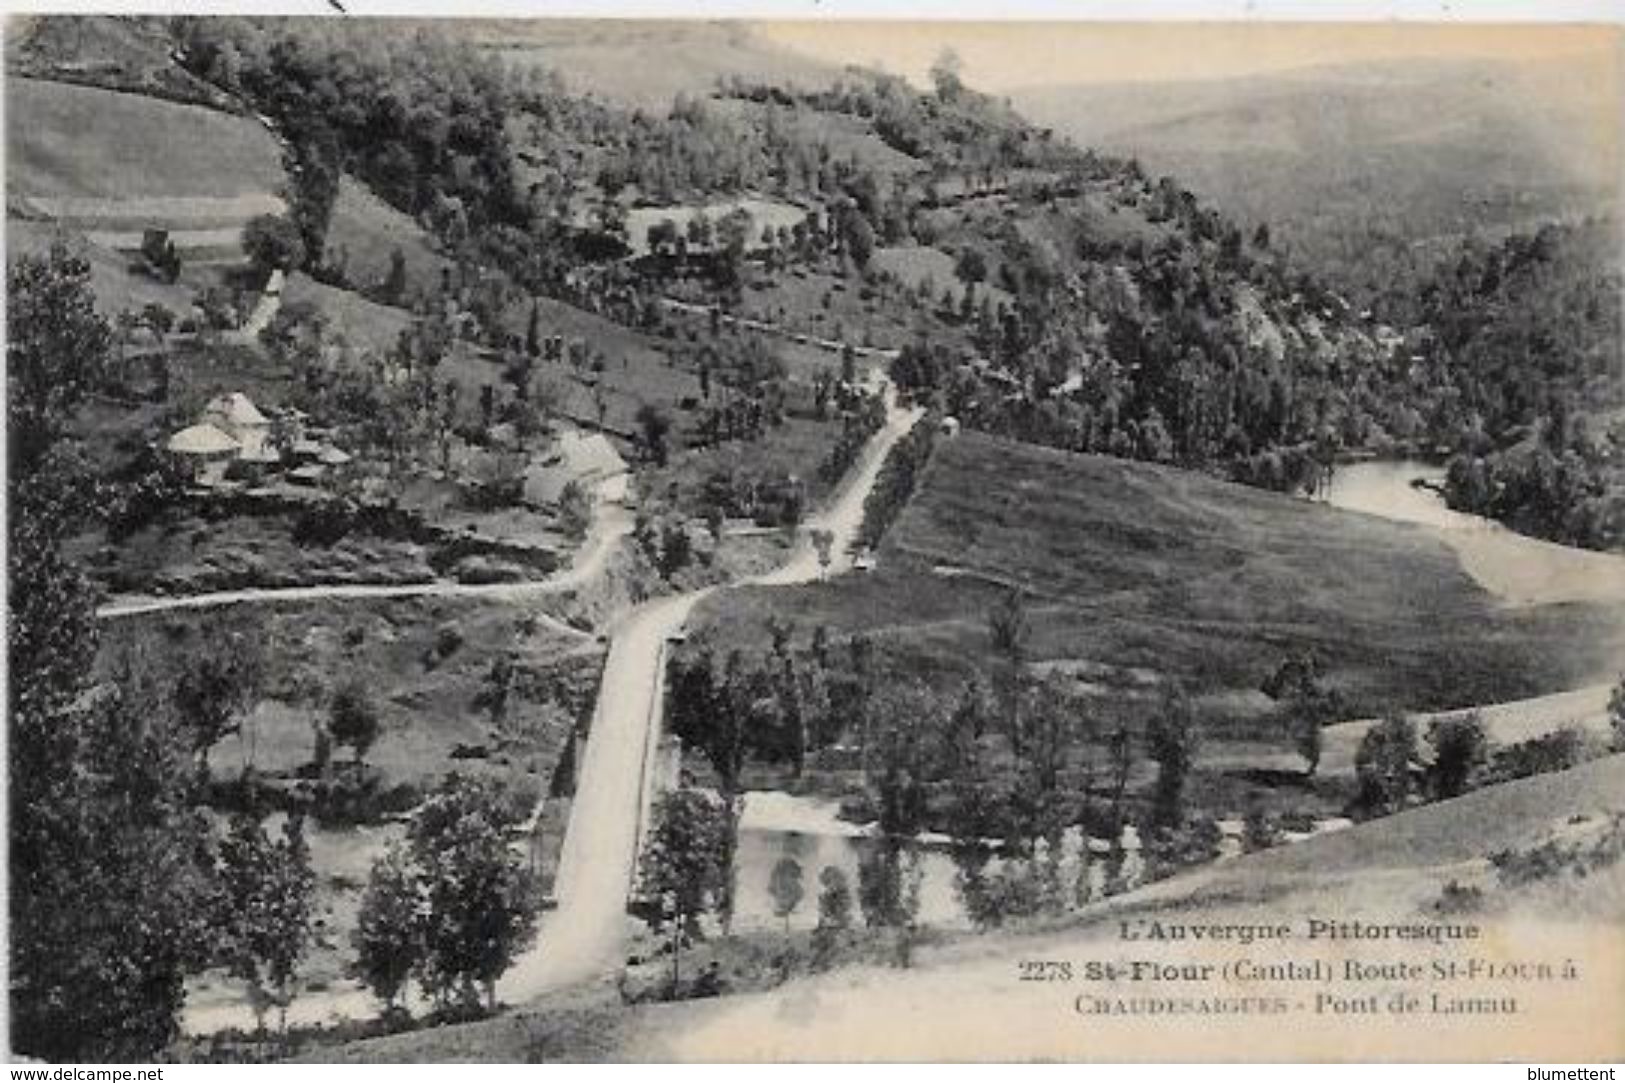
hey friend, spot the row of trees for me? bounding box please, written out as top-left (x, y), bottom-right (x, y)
top-left (1356, 679), bottom-right (1625, 817)
top-left (665, 593), bottom-right (1209, 894)
top-left (636, 788), bottom-right (922, 986)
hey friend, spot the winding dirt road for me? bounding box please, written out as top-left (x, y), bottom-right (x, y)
top-left (180, 384), bottom-right (922, 1034)
top-left (500, 387), bottom-right (924, 1000)
top-left (96, 505), bottom-right (634, 621)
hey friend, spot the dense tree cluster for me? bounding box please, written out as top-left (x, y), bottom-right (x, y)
top-left (173, 18), bottom-right (521, 229)
top-left (1431, 221), bottom-right (1624, 549)
top-left (352, 774), bottom-right (540, 1015)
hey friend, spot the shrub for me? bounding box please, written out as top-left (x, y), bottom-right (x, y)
top-left (242, 213), bottom-right (307, 274)
top-left (1489, 726), bottom-right (1599, 783)
top-left (557, 480), bottom-right (593, 543)
top-left (1243, 803), bottom-right (1280, 853)
top-left (106, 453), bottom-right (192, 542)
top-left (1427, 712), bottom-right (1488, 799)
top-left (329, 679), bottom-right (381, 766)
top-left (434, 623), bottom-right (464, 660)
top-left (292, 501), bottom-right (356, 547)
top-left (1355, 716), bottom-right (1418, 815)
top-left (1432, 879), bottom-right (1485, 915)
top-left (1490, 815), bottom-right (1625, 889)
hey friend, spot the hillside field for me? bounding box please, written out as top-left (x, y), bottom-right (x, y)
top-left (324, 176), bottom-right (449, 299)
top-left (692, 432), bottom-right (1625, 736)
top-left (7, 76), bottom-right (281, 201)
top-left (7, 76), bottom-right (286, 314)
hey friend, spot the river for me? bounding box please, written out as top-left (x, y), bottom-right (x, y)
top-left (1321, 459), bottom-right (1487, 531)
top-left (1323, 459), bottom-right (1625, 608)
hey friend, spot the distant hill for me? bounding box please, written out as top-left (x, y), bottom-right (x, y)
top-left (1012, 53), bottom-right (1621, 298)
top-left (458, 20), bottom-right (847, 109)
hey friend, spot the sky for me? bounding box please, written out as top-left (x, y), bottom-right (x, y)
top-left (753, 21), bottom-right (1620, 89)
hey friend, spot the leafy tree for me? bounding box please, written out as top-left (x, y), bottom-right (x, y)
top-left (639, 788), bottom-right (731, 987)
top-left (668, 647), bottom-right (746, 801)
top-left (215, 811), bottom-right (318, 1037)
top-left (1356, 716), bottom-right (1419, 815)
top-left (1427, 712), bottom-right (1488, 799)
top-left (1262, 652), bottom-right (1338, 776)
top-left (242, 213), bottom-right (307, 274)
top-left (840, 207), bottom-right (875, 270)
top-left (7, 244), bottom-right (110, 473)
top-left (685, 212), bottom-right (713, 251)
top-left (868, 683), bottom-right (935, 839)
top-left (352, 843), bottom-right (423, 1014)
top-left (284, 126), bottom-right (341, 271)
top-left (1295, 712), bottom-right (1326, 779)
top-left (715, 207), bottom-right (755, 284)
top-left (953, 248), bottom-right (988, 303)
top-left (769, 855), bottom-right (805, 932)
top-left (1610, 674), bottom-right (1625, 752)
top-left (1106, 725), bottom-right (1134, 833)
top-left (640, 788), bottom-right (731, 926)
top-left (525, 297), bottom-right (542, 356)
top-left (811, 527), bottom-right (835, 575)
top-left (811, 864), bottom-right (853, 967)
top-left (856, 843), bottom-right (923, 966)
top-left (1146, 685), bottom-right (1198, 828)
top-left (407, 774), bottom-right (540, 1011)
top-left (1242, 801), bottom-right (1279, 853)
top-left (329, 679), bottom-right (382, 768)
top-left (816, 866), bottom-right (853, 931)
top-left (139, 230), bottom-right (182, 283)
top-left (141, 301), bottom-right (177, 337)
top-left (381, 246), bottom-right (408, 305)
top-left (659, 520), bottom-right (694, 580)
top-left (987, 588), bottom-right (1030, 756)
top-left (173, 637), bottom-right (264, 786)
top-left (646, 218), bottom-right (681, 259)
top-left (11, 659), bottom-right (217, 1060)
top-left (929, 47), bottom-right (965, 102)
top-left (558, 479), bottom-right (594, 542)
top-left (635, 402), bottom-right (673, 466)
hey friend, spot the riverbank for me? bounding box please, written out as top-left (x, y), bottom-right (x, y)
top-left (1325, 459), bottom-right (1625, 610)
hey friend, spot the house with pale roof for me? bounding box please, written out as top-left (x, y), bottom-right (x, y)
top-left (201, 392), bottom-right (271, 456)
top-left (166, 422), bottom-right (240, 485)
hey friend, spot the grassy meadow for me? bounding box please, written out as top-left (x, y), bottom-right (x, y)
top-left (7, 77), bottom-right (281, 200)
top-left (693, 432), bottom-right (1625, 736)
